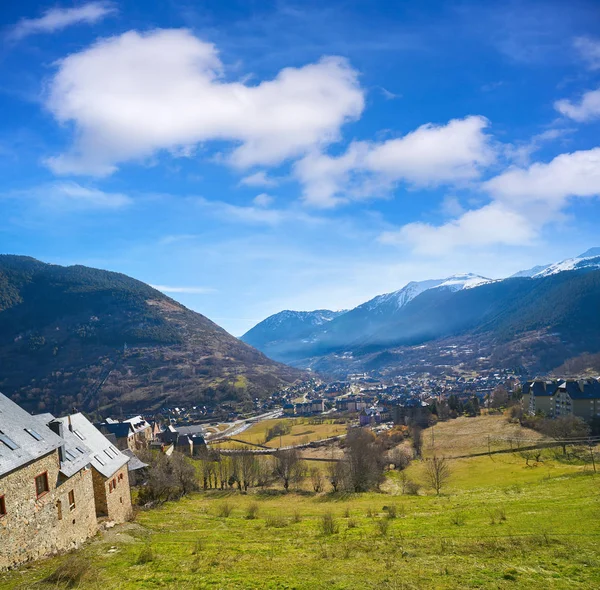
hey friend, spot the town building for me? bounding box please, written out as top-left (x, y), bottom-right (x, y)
top-left (523, 379), bottom-right (600, 420)
top-left (0, 393), bottom-right (132, 570)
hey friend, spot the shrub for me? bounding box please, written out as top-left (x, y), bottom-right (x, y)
top-left (451, 511), bottom-right (466, 526)
top-left (265, 514), bottom-right (288, 528)
top-left (321, 512), bottom-right (339, 535)
top-left (246, 503), bottom-right (259, 520)
top-left (44, 555), bottom-right (91, 588)
top-left (347, 518), bottom-right (358, 529)
top-left (292, 510), bottom-right (302, 523)
top-left (376, 517), bottom-right (390, 536)
top-left (192, 538), bottom-right (204, 554)
top-left (217, 502), bottom-right (233, 518)
top-left (136, 544), bottom-right (154, 565)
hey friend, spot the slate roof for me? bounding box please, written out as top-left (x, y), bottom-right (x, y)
top-left (558, 379), bottom-right (600, 400)
top-left (97, 422), bottom-right (133, 439)
top-left (122, 449), bottom-right (148, 472)
top-left (523, 381), bottom-right (559, 397)
top-left (0, 393), bottom-right (64, 478)
top-left (56, 414), bottom-right (129, 479)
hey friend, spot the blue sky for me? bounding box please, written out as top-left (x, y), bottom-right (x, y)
top-left (1, 0), bottom-right (600, 336)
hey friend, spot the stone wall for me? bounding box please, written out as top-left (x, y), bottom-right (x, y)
top-left (91, 464), bottom-right (132, 523)
top-left (0, 451), bottom-right (97, 570)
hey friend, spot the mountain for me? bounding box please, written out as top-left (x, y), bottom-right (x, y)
top-left (241, 273), bottom-right (492, 362)
top-left (0, 255), bottom-right (303, 416)
top-left (243, 250), bottom-right (600, 375)
top-left (530, 248), bottom-right (600, 278)
top-left (242, 309), bottom-right (346, 360)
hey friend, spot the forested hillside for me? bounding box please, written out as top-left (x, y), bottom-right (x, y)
top-left (0, 256), bottom-right (303, 415)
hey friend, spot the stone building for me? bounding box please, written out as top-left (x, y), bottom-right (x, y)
top-left (0, 393), bottom-right (132, 570)
top-left (56, 414), bottom-right (133, 523)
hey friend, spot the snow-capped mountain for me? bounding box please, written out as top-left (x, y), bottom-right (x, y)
top-left (531, 248), bottom-right (600, 278)
top-left (242, 248), bottom-right (600, 367)
top-left (360, 274), bottom-right (492, 314)
top-left (241, 309), bottom-right (346, 352)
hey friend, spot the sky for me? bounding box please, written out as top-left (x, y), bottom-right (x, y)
top-left (1, 0), bottom-right (600, 336)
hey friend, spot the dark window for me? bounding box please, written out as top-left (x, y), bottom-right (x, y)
top-left (94, 454), bottom-right (105, 466)
top-left (35, 472), bottom-right (49, 498)
top-left (73, 430), bottom-right (85, 441)
top-left (56, 500), bottom-right (62, 520)
top-left (68, 490), bottom-right (75, 511)
top-left (65, 449), bottom-right (77, 461)
top-left (76, 446), bottom-right (85, 454)
top-left (0, 495), bottom-right (6, 516)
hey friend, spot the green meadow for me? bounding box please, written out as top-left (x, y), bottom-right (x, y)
top-left (2, 417), bottom-right (599, 589)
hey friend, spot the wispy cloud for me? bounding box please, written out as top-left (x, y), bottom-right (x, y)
top-left (7, 2), bottom-right (116, 42)
top-left (8, 181), bottom-right (131, 210)
top-left (574, 36), bottom-right (600, 69)
top-left (239, 171), bottom-right (279, 188)
top-left (195, 197), bottom-right (322, 226)
top-left (151, 285), bottom-right (217, 294)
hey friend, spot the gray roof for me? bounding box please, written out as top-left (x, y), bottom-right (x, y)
top-left (56, 413), bottom-right (129, 479)
top-left (122, 449), bottom-right (148, 471)
top-left (0, 392), bottom-right (63, 477)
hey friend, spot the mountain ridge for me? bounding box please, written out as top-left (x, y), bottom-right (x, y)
top-left (242, 249), bottom-right (600, 374)
top-left (0, 255), bottom-right (304, 416)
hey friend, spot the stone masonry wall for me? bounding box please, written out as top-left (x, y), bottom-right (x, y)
top-left (0, 451), bottom-right (97, 570)
top-left (91, 465), bottom-right (132, 523)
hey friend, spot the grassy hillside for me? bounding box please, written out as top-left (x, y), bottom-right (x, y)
top-left (0, 256), bottom-right (303, 415)
top-left (2, 416), bottom-right (598, 589)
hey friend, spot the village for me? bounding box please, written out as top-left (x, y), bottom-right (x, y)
top-left (2, 370), bottom-right (600, 572)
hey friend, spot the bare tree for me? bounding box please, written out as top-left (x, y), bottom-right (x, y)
top-left (309, 467), bottom-right (324, 492)
top-left (274, 449), bottom-right (304, 491)
top-left (238, 450), bottom-right (259, 492)
top-left (541, 416), bottom-right (591, 455)
top-left (386, 446), bottom-right (412, 471)
top-left (327, 459), bottom-right (346, 492)
top-left (344, 427), bottom-right (386, 492)
top-left (409, 425), bottom-right (423, 459)
top-left (424, 455), bottom-right (451, 495)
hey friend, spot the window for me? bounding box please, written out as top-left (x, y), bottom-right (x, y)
top-left (94, 454), bottom-right (105, 466)
top-left (76, 446), bottom-right (86, 454)
top-left (0, 432), bottom-right (18, 451)
top-left (65, 449), bottom-right (77, 461)
top-left (118, 473), bottom-right (123, 482)
top-left (73, 430), bottom-right (85, 441)
top-left (68, 490), bottom-right (75, 511)
top-left (24, 428), bottom-right (43, 441)
top-left (35, 472), bottom-right (49, 498)
top-left (0, 495), bottom-right (6, 517)
top-left (56, 500), bottom-right (62, 520)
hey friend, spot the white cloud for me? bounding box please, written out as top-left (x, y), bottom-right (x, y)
top-left (484, 147), bottom-right (600, 210)
top-left (380, 203), bottom-right (533, 255)
top-left (8, 2), bottom-right (116, 41)
top-left (574, 36), bottom-right (600, 70)
top-left (555, 88), bottom-right (600, 122)
top-left (295, 116), bottom-right (495, 207)
top-left (253, 193), bottom-right (274, 207)
top-left (45, 29), bottom-right (364, 176)
top-left (383, 146), bottom-right (600, 255)
top-left (151, 285), bottom-right (216, 294)
top-left (239, 171), bottom-right (278, 188)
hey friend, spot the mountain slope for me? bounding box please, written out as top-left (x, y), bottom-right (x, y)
top-left (243, 249), bottom-right (600, 374)
top-left (242, 274), bottom-right (491, 362)
top-left (0, 256), bottom-right (303, 415)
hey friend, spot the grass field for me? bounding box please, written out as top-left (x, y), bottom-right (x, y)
top-left (2, 415), bottom-right (599, 589)
top-left (211, 417), bottom-right (348, 449)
